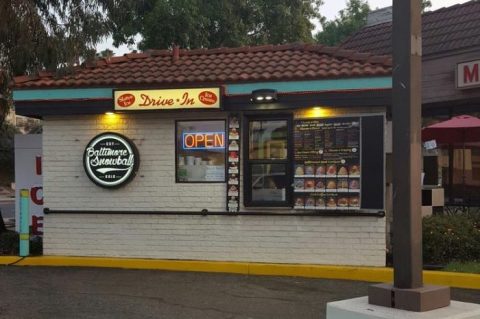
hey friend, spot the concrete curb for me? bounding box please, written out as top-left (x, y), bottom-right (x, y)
top-left (1, 256), bottom-right (479, 290)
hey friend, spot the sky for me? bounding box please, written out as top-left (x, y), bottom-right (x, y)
top-left (97, 0), bottom-right (471, 55)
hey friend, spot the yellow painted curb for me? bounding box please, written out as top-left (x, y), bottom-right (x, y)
top-left (424, 270), bottom-right (480, 290)
top-left (1, 256), bottom-right (479, 290)
top-left (0, 256), bottom-right (24, 265)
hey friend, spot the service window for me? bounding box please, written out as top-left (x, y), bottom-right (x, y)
top-left (244, 117), bottom-right (292, 207)
top-left (176, 120), bottom-right (226, 182)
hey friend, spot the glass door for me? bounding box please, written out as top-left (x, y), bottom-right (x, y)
top-left (244, 116), bottom-right (292, 207)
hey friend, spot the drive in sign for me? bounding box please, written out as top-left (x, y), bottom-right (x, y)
top-left (114, 88), bottom-right (221, 110)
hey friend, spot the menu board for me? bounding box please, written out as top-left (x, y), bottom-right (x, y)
top-left (293, 117), bottom-right (361, 210)
top-left (226, 114), bottom-right (241, 212)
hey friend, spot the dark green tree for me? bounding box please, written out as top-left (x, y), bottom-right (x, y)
top-left (315, 0), bottom-right (370, 46)
top-left (0, 0), bottom-right (125, 121)
top-left (248, 0), bottom-right (323, 45)
top-left (316, 0), bottom-right (433, 47)
top-left (97, 49), bottom-right (115, 59)
top-left (0, 0), bottom-right (120, 76)
top-left (110, 0), bottom-right (323, 50)
top-left (0, 0), bottom-right (123, 184)
top-left (0, 121), bottom-right (17, 182)
top-left (422, 0), bottom-right (432, 12)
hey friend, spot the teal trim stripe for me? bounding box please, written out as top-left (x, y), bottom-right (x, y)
top-left (13, 88), bottom-right (113, 101)
top-left (13, 77), bottom-right (392, 101)
top-left (226, 77), bottom-right (392, 95)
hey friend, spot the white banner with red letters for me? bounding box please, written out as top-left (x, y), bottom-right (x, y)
top-left (14, 134), bottom-right (43, 235)
top-left (114, 88), bottom-right (221, 110)
top-left (457, 59), bottom-right (480, 89)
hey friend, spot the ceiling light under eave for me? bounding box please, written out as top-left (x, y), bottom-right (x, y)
top-left (251, 89), bottom-right (278, 103)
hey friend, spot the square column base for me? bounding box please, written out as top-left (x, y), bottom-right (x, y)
top-left (327, 297), bottom-right (480, 319)
top-left (368, 283), bottom-right (450, 312)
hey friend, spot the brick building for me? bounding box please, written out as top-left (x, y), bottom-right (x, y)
top-left (13, 44), bottom-right (391, 266)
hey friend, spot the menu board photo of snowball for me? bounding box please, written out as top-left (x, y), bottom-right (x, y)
top-left (294, 117), bottom-right (361, 210)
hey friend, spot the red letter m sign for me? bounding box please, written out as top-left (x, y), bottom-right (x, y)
top-left (464, 63), bottom-right (479, 84)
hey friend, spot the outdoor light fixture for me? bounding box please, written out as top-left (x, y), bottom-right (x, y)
top-left (251, 89), bottom-right (277, 103)
top-left (101, 111), bottom-right (120, 126)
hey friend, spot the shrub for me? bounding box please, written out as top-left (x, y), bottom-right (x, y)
top-left (423, 215), bottom-right (480, 265)
top-left (0, 231), bottom-right (19, 255)
top-left (0, 232), bottom-right (43, 256)
top-left (30, 235), bottom-right (43, 255)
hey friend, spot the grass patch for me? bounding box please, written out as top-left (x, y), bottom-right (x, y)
top-left (443, 261), bottom-right (480, 274)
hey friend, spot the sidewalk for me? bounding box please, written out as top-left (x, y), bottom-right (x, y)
top-left (0, 266), bottom-right (478, 319)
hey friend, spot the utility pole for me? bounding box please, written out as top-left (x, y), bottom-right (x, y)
top-left (368, 0), bottom-right (450, 312)
top-left (392, 0), bottom-right (423, 291)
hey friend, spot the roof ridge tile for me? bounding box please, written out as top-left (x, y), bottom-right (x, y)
top-left (147, 49), bottom-right (172, 57)
top-left (14, 75), bottom-right (39, 84)
top-left (106, 56), bottom-right (129, 64)
top-left (124, 52), bottom-right (149, 59)
top-left (38, 70), bottom-right (53, 78)
top-left (13, 42), bottom-right (392, 89)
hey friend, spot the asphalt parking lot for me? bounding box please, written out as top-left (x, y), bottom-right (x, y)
top-left (0, 266), bottom-right (478, 319)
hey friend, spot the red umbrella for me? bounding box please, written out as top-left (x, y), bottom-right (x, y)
top-left (422, 115), bottom-right (480, 205)
top-left (422, 115), bottom-right (480, 144)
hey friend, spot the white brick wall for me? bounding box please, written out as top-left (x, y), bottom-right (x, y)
top-left (43, 113), bottom-right (226, 211)
top-left (42, 113), bottom-right (386, 266)
top-left (43, 214), bottom-right (386, 266)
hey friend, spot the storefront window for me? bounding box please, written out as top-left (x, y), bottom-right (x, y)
top-left (249, 120), bottom-right (288, 160)
top-left (245, 118), bottom-right (291, 206)
top-left (176, 120), bottom-right (226, 182)
top-left (251, 164), bottom-right (288, 202)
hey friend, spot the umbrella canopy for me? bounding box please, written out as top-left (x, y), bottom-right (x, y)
top-left (422, 115), bottom-right (480, 144)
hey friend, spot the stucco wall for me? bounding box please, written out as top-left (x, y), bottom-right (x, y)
top-left (42, 113), bottom-right (386, 266)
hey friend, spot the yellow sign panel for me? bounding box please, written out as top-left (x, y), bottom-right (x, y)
top-left (114, 88), bottom-right (221, 111)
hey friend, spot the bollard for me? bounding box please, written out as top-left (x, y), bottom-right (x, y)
top-left (19, 189), bottom-right (30, 257)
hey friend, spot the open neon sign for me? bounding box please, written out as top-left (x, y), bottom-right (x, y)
top-left (183, 132), bottom-right (225, 150)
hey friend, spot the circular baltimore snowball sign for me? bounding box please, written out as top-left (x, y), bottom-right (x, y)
top-left (83, 132), bottom-right (139, 188)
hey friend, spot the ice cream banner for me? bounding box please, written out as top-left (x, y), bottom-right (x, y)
top-left (114, 88), bottom-right (221, 110)
top-left (227, 114), bottom-right (241, 212)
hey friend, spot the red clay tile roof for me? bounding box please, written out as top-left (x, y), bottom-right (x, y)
top-left (13, 43), bottom-right (391, 89)
top-left (341, 1), bottom-right (480, 56)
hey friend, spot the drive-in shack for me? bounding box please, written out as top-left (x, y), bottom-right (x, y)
top-left (13, 43), bottom-right (392, 266)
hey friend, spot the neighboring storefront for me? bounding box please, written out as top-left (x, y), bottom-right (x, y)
top-left (13, 44), bottom-right (391, 266)
top-left (341, 1), bottom-right (480, 208)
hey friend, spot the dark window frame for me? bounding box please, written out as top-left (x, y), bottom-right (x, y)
top-left (243, 115), bottom-right (293, 207)
top-left (175, 119), bottom-right (227, 183)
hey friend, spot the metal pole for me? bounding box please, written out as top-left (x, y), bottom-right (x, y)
top-left (19, 189), bottom-right (30, 257)
top-left (392, 0), bottom-right (423, 289)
